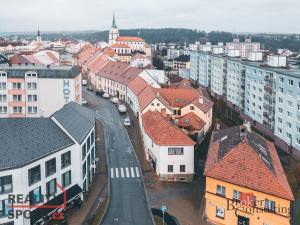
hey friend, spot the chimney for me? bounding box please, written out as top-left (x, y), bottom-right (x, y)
top-left (199, 96), bottom-right (204, 105)
top-left (157, 91), bottom-right (160, 98)
top-left (161, 108), bottom-right (166, 117)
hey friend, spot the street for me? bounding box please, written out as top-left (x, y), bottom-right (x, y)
top-left (83, 88), bottom-right (154, 225)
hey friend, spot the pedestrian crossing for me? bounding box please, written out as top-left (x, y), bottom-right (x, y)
top-left (110, 167), bottom-right (141, 179)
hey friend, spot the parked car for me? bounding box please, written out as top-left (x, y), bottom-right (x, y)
top-left (82, 98), bottom-right (87, 105)
top-left (96, 90), bottom-right (104, 96)
top-left (123, 117), bottom-right (131, 127)
top-left (110, 97), bottom-right (119, 104)
top-left (82, 80), bottom-right (88, 86)
top-left (87, 86), bottom-right (93, 91)
top-left (102, 92), bottom-right (109, 99)
top-left (118, 104), bottom-right (126, 113)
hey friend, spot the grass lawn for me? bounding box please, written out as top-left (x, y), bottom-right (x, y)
top-left (154, 216), bottom-right (165, 225)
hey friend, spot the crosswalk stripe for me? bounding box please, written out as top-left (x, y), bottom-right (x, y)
top-left (120, 168), bottom-right (124, 178)
top-left (135, 167), bottom-right (140, 177)
top-left (130, 167), bottom-right (135, 178)
top-left (110, 168), bottom-right (114, 178)
top-left (115, 168), bottom-right (119, 178)
top-left (125, 167), bottom-right (130, 177)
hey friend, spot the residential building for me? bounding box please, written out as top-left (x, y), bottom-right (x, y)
top-left (0, 64), bottom-right (81, 118)
top-left (204, 125), bottom-right (293, 225)
top-left (142, 110), bottom-right (195, 182)
top-left (226, 38), bottom-right (261, 58)
top-left (210, 55), bottom-right (227, 97)
top-left (173, 55), bottom-right (190, 71)
top-left (0, 102), bottom-right (97, 225)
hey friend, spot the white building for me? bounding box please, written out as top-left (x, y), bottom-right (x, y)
top-left (142, 110), bottom-right (195, 182)
top-left (226, 38), bottom-right (261, 58)
top-left (0, 102), bottom-right (96, 225)
top-left (0, 65), bottom-right (82, 118)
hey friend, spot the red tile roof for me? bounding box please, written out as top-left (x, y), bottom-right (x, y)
top-left (101, 47), bottom-right (117, 57)
top-left (75, 44), bottom-right (98, 64)
top-left (117, 36), bottom-right (145, 42)
top-left (88, 54), bottom-right (111, 74)
top-left (178, 112), bottom-right (205, 130)
top-left (111, 43), bottom-right (131, 49)
top-left (204, 126), bottom-right (294, 201)
top-left (9, 54), bottom-right (31, 65)
top-left (157, 88), bottom-right (213, 113)
top-left (142, 111), bottom-right (195, 146)
top-left (127, 76), bottom-right (148, 96)
top-left (96, 61), bottom-right (142, 85)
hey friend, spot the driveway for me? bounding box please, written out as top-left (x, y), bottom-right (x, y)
top-left (83, 89), bottom-right (154, 225)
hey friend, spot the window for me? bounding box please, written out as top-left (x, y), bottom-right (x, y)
top-left (0, 94), bottom-right (7, 102)
top-left (13, 95), bottom-right (22, 102)
top-left (278, 128), bottom-right (282, 133)
top-left (168, 165), bottom-right (173, 173)
top-left (287, 111), bottom-right (292, 117)
top-left (0, 106), bottom-right (7, 114)
top-left (297, 139), bottom-right (300, 145)
top-left (82, 162), bottom-right (87, 178)
top-left (28, 95), bottom-right (37, 102)
top-left (13, 106), bottom-right (22, 113)
top-left (278, 117), bottom-right (282, 123)
top-left (0, 82), bottom-right (6, 90)
top-left (279, 77), bottom-right (284, 83)
top-left (298, 105), bottom-right (300, 111)
top-left (62, 171), bottom-right (72, 188)
top-left (87, 137), bottom-right (91, 150)
top-left (264, 199), bottom-right (275, 212)
top-left (278, 97), bottom-right (283, 103)
top-left (27, 82), bottom-right (37, 90)
top-left (61, 151), bottom-right (71, 169)
top-left (278, 108), bottom-right (283, 113)
top-left (180, 165), bottom-right (185, 173)
top-left (288, 79), bottom-right (294, 86)
top-left (279, 87), bottom-right (284, 93)
top-left (0, 176), bottom-right (12, 194)
top-left (28, 165), bottom-right (41, 186)
top-left (82, 143), bottom-right (86, 159)
top-left (29, 187), bottom-right (41, 204)
top-left (168, 148), bottom-right (184, 155)
top-left (216, 207), bottom-right (225, 219)
top-left (190, 106), bottom-right (195, 110)
top-left (12, 82), bottom-right (21, 89)
top-left (287, 122), bottom-right (292, 128)
top-left (91, 131), bottom-right (95, 145)
top-left (233, 190), bottom-right (241, 201)
top-left (28, 106), bottom-right (37, 114)
top-left (0, 200), bottom-right (12, 218)
top-left (216, 185), bottom-right (226, 196)
top-left (297, 127), bottom-right (300, 134)
top-left (45, 158), bottom-right (56, 177)
top-left (46, 179), bottom-right (57, 196)
top-left (288, 101), bottom-right (292, 107)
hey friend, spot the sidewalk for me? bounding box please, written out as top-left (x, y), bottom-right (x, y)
top-left (67, 120), bottom-right (108, 225)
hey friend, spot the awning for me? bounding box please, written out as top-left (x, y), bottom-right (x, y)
top-left (30, 184), bottom-right (82, 225)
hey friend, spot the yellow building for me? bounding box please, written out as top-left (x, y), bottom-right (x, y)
top-left (204, 125), bottom-right (294, 225)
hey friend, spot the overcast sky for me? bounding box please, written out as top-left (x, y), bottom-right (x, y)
top-left (0, 0), bottom-right (299, 33)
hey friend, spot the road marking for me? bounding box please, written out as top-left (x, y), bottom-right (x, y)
top-left (115, 168), bottom-right (119, 178)
top-left (120, 168), bottom-right (124, 178)
top-left (110, 168), bottom-right (114, 178)
top-left (135, 167), bottom-right (140, 177)
top-left (125, 167), bottom-right (130, 177)
top-left (130, 167), bottom-right (135, 178)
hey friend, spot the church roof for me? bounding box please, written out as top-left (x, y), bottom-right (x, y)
top-left (112, 12), bottom-right (117, 28)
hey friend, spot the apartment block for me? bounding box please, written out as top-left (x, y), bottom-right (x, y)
top-left (0, 65), bottom-right (81, 118)
top-left (190, 51), bottom-right (300, 154)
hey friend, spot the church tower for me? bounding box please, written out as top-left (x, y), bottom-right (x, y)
top-left (109, 12), bottom-right (119, 46)
top-left (36, 28), bottom-right (42, 42)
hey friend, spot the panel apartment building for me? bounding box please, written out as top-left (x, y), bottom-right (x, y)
top-left (190, 50), bottom-right (300, 155)
top-left (0, 64), bottom-right (82, 118)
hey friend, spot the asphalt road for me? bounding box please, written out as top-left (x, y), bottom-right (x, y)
top-left (83, 89), bottom-right (154, 225)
